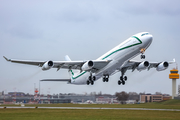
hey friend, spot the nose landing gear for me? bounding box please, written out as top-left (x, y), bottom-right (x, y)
top-left (141, 55), bottom-right (145, 59)
top-left (140, 48), bottom-right (146, 59)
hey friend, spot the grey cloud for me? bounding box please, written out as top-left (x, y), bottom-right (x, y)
top-left (113, 0), bottom-right (180, 16)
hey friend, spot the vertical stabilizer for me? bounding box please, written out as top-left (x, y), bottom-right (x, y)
top-left (65, 55), bottom-right (75, 82)
top-left (65, 55), bottom-right (71, 61)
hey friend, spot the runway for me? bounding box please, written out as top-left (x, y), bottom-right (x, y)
top-left (1, 106), bottom-right (180, 111)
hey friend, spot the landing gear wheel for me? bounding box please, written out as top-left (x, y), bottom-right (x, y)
top-left (87, 80), bottom-right (90, 85)
top-left (118, 76), bottom-right (127, 85)
top-left (106, 75), bottom-right (109, 82)
top-left (124, 76), bottom-right (127, 81)
top-left (91, 80), bottom-right (94, 85)
top-left (118, 80), bottom-right (121, 85)
top-left (105, 78), bottom-right (109, 82)
top-left (89, 76), bottom-right (92, 81)
top-left (141, 55), bottom-right (145, 59)
top-left (103, 78), bottom-right (106, 82)
top-left (93, 76), bottom-right (96, 81)
top-left (102, 75), bottom-right (109, 82)
top-left (120, 76), bottom-right (123, 80)
top-left (122, 80), bottom-right (125, 85)
top-left (88, 72), bottom-right (95, 85)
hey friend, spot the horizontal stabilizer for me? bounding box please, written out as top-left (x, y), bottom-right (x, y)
top-left (40, 79), bottom-right (71, 82)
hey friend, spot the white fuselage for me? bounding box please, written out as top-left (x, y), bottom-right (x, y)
top-left (71, 32), bottom-right (153, 85)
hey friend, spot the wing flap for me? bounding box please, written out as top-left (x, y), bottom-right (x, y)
top-left (93, 60), bottom-right (111, 70)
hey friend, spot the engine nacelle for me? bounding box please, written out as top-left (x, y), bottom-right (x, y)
top-left (137, 61), bottom-right (149, 71)
top-left (81, 61), bottom-right (94, 71)
top-left (42, 61), bottom-right (54, 70)
top-left (156, 62), bottom-right (169, 71)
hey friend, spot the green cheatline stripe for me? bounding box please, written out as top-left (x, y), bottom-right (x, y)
top-left (102, 36), bottom-right (142, 60)
top-left (70, 70), bottom-right (74, 75)
top-left (72, 36), bottom-right (142, 80)
top-left (72, 71), bottom-right (86, 79)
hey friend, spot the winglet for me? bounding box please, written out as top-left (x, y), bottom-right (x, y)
top-left (3, 56), bottom-right (11, 61)
top-left (173, 58), bottom-right (176, 63)
top-left (169, 58), bottom-right (176, 64)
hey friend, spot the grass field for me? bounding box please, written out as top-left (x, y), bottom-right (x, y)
top-left (1, 99), bottom-right (180, 120)
top-left (1, 109), bottom-right (180, 120)
top-left (2, 99), bottom-right (180, 109)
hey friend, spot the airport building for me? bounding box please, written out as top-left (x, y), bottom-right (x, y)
top-left (140, 94), bottom-right (171, 103)
top-left (0, 91), bottom-right (174, 104)
top-left (0, 92), bottom-right (118, 104)
top-left (96, 95), bottom-right (117, 104)
top-left (0, 92), bottom-right (96, 104)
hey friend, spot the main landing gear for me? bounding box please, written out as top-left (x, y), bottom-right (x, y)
top-left (102, 75), bottom-right (109, 82)
top-left (118, 69), bottom-right (127, 85)
top-left (140, 48), bottom-right (146, 59)
top-left (118, 76), bottom-right (127, 85)
top-left (87, 75), bottom-right (96, 85)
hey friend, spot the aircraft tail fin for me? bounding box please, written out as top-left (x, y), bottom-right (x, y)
top-left (65, 55), bottom-right (75, 80)
top-left (65, 55), bottom-right (71, 61)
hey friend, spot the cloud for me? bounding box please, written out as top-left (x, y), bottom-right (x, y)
top-left (113, 0), bottom-right (180, 16)
top-left (0, 0), bottom-right (180, 95)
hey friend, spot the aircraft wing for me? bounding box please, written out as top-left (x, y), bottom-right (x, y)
top-left (3, 56), bottom-right (45, 66)
top-left (120, 59), bottom-right (175, 73)
top-left (3, 56), bottom-right (111, 71)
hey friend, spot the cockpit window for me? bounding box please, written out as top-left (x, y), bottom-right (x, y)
top-left (141, 33), bottom-right (149, 36)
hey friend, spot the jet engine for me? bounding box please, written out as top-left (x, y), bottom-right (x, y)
top-left (156, 62), bottom-right (169, 71)
top-left (137, 61), bottom-right (149, 71)
top-left (42, 61), bottom-right (54, 70)
top-left (81, 61), bottom-right (94, 71)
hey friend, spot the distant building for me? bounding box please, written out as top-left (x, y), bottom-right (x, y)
top-left (8, 92), bottom-right (25, 97)
top-left (95, 95), bottom-right (117, 104)
top-left (96, 96), bottom-right (114, 104)
top-left (126, 100), bottom-right (136, 104)
top-left (128, 95), bottom-right (139, 102)
top-left (163, 94), bottom-right (171, 101)
top-left (140, 94), bottom-right (163, 103)
top-left (59, 94), bottom-right (96, 103)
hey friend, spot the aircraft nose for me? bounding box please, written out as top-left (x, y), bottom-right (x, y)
top-left (147, 34), bottom-right (153, 43)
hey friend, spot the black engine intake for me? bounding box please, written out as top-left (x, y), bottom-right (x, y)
top-left (81, 61), bottom-right (94, 71)
top-left (42, 61), bottom-right (54, 70)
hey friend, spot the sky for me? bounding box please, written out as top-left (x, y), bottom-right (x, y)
top-left (0, 0), bottom-right (180, 95)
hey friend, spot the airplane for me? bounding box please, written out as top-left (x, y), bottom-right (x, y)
top-left (3, 32), bottom-right (175, 85)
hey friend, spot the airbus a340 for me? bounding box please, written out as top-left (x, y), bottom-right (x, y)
top-left (3, 32), bottom-right (175, 85)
